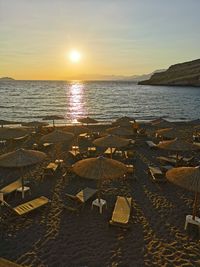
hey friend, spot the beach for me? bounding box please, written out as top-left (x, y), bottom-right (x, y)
top-left (0, 121), bottom-right (200, 267)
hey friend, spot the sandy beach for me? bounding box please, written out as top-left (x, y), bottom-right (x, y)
top-left (0, 121), bottom-right (200, 267)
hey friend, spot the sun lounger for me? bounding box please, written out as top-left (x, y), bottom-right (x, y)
top-left (146, 141), bottom-right (157, 148)
top-left (3, 196), bottom-right (50, 216)
top-left (181, 156), bottom-right (194, 166)
top-left (0, 179), bottom-right (22, 196)
top-left (148, 165), bottom-right (166, 183)
top-left (65, 187), bottom-right (97, 211)
top-left (109, 196), bottom-right (132, 228)
top-left (0, 257), bottom-right (23, 267)
top-left (161, 165), bottom-right (174, 172)
top-left (157, 156), bottom-right (177, 166)
top-left (43, 162), bottom-right (59, 178)
top-left (104, 147), bottom-right (116, 156)
top-left (68, 150), bottom-right (82, 161)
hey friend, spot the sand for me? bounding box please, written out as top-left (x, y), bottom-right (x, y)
top-left (0, 121), bottom-right (200, 267)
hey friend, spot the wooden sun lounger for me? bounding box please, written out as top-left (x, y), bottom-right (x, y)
top-left (65, 187), bottom-right (97, 211)
top-left (146, 141), bottom-right (157, 148)
top-left (9, 196), bottom-right (50, 216)
top-left (148, 166), bottom-right (166, 183)
top-left (109, 196), bottom-right (132, 228)
top-left (0, 257), bottom-right (23, 267)
top-left (0, 179), bottom-right (22, 195)
top-left (104, 147), bottom-right (116, 156)
top-left (157, 156), bottom-right (177, 166)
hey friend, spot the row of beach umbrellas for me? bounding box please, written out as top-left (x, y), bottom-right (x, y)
top-left (0, 146), bottom-right (199, 221)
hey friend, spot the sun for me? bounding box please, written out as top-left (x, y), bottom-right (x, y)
top-left (69, 50), bottom-right (81, 63)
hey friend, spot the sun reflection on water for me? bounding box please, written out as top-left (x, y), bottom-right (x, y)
top-left (67, 81), bottom-right (85, 121)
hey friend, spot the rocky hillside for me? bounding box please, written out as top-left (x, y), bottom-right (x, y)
top-left (138, 59), bottom-right (200, 86)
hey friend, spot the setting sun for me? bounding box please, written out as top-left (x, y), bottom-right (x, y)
top-left (69, 50), bottom-right (81, 63)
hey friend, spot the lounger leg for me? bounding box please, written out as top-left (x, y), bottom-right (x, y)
top-left (184, 220), bottom-right (188, 230)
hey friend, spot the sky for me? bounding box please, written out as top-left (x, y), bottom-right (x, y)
top-left (0, 0), bottom-right (200, 80)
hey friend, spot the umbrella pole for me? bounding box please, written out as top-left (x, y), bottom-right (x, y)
top-left (176, 153), bottom-right (179, 167)
top-left (21, 167), bottom-right (25, 199)
top-left (98, 178), bottom-right (101, 203)
top-left (53, 120), bottom-right (55, 128)
top-left (111, 147), bottom-right (113, 159)
top-left (192, 192), bottom-right (199, 220)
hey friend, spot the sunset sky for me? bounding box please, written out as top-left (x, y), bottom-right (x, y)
top-left (0, 0), bottom-right (200, 80)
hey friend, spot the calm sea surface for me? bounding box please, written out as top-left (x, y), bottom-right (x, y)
top-left (0, 80), bottom-right (200, 123)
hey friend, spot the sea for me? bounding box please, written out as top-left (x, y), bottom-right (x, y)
top-left (0, 80), bottom-right (200, 124)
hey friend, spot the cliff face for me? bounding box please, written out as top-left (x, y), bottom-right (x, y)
top-left (138, 59), bottom-right (200, 86)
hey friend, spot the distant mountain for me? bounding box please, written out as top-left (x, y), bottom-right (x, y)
top-left (121, 70), bottom-right (165, 82)
top-left (70, 70), bottom-right (165, 81)
top-left (0, 77), bottom-right (15, 81)
top-left (138, 59), bottom-right (200, 86)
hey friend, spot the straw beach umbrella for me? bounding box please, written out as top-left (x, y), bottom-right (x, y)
top-left (22, 121), bottom-right (48, 128)
top-left (157, 138), bottom-right (200, 164)
top-left (40, 130), bottom-right (74, 144)
top-left (113, 117), bottom-right (134, 128)
top-left (43, 115), bottom-right (64, 127)
top-left (73, 156), bottom-right (127, 200)
top-left (93, 134), bottom-right (130, 158)
top-left (166, 166), bottom-right (200, 220)
top-left (0, 128), bottom-right (28, 140)
top-left (115, 116), bottom-right (135, 123)
top-left (157, 139), bottom-right (200, 151)
top-left (40, 130), bottom-right (74, 158)
top-left (66, 125), bottom-right (91, 135)
top-left (155, 128), bottom-right (174, 139)
top-left (151, 118), bottom-right (173, 128)
top-left (0, 148), bottom-right (46, 198)
top-left (106, 126), bottom-right (133, 136)
top-left (0, 119), bottom-right (19, 128)
top-left (78, 117), bottom-right (98, 125)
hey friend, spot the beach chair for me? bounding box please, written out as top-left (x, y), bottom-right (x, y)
top-left (146, 141), bottom-right (157, 149)
top-left (109, 196), bottom-right (132, 228)
top-left (65, 187), bottom-right (97, 212)
top-left (2, 196), bottom-right (50, 216)
top-left (42, 162), bottom-right (59, 178)
top-left (68, 150), bottom-right (82, 161)
top-left (0, 179), bottom-right (22, 196)
top-left (156, 156), bottom-right (177, 166)
top-left (0, 257), bottom-right (23, 267)
top-left (148, 165), bottom-right (166, 183)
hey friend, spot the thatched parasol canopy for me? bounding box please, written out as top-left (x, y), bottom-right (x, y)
top-left (0, 128), bottom-right (28, 140)
top-left (0, 148), bottom-right (46, 198)
top-left (93, 134), bottom-right (130, 148)
top-left (157, 138), bottom-right (200, 151)
top-left (40, 130), bottom-right (74, 144)
top-left (151, 118), bottom-right (173, 128)
top-left (156, 127), bottom-right (173, 136)
top-left (22, 121), bottom-right (48, 128)
top-left (166, 166), bottom-right (200, 219)
top-left (66, 125), bottom-right (91, 135)
top-left (0, 148), bottom-right (46, 168)
top-left (113, 118), bottom-right (134, 128)
top-left (106, 126), bottom-right (133, 136)
top-left (73, 156), bottom-right (127, 180)
top-left (43, 115), bottom-right (64, 127)
top-left (115, 116), bottom-right (134, 123)
top-left (77, 117), bottom-right (98, 124)
top-left (0, 119), bottom-right (19, 128)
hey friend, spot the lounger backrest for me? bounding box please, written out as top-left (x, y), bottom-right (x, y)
top-left (0, 257), bottom-right (23, 267)
top-left (0, 179), bottom-right (22, 195)
top-left (76, 187), bottom-right (97, 203)
top-left (111, 196), bottom-right (132, 224)
top-left (13, 196), bottom-right (49, 215)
